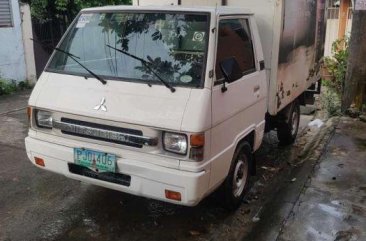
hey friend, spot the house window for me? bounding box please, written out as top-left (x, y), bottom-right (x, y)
top-left (0, 0), bottom-right (13, 27)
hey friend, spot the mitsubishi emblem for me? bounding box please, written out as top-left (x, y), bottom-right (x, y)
top-left (94, 97), bottom-right (107, 112)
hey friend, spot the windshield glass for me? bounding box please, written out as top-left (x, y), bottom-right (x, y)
top-left (47, 11), bottom-right (210, 88)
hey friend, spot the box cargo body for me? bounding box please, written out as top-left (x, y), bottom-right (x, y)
top-left (134, 0), bottom-right (326, 115)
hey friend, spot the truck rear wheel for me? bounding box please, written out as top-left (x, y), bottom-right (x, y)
top-left (221, 141), bottom-right (252, 210)
top-left (277, 100), bottom-right (300, 145)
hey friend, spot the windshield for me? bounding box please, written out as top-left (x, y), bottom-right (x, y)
top-left (47, 11), bottom-right (210, 88)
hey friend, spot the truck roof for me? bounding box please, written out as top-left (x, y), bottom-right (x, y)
top-left (81, 5), bottom-right (253, 15)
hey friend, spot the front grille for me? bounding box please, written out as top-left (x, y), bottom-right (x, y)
top-left (59, 118), bottom-right (144, 148)
top-left (61, 118), bottom-right (142, 135)
top-left (68, 163), bottom-right (131, 187)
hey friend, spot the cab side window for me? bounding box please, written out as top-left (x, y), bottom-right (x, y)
top-left (215, 18), bottom-right (256, 82)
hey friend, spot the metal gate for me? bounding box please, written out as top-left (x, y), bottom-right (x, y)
top-left (32, 18), bottom-right (69, 77)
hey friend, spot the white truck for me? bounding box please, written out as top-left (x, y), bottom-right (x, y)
top-left (25, 0), bottom-right (325, 209)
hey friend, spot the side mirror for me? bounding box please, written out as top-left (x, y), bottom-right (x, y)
top-left (220, 57), bottom-right (242, 83)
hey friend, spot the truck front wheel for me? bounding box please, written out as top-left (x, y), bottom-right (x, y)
top-left (221, 141), bottom-right (252, 210)
top-left (277, 100), bottom-right (300, 145)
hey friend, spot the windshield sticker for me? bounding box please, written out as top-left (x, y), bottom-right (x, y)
top-left (193, 32), bottom-right (205, 42)
top-left (180, 75), bottom-right (193, 83)
top-left (76, 13), bottom-right (93, 28)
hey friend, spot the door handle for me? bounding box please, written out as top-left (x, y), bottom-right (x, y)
top-left (254, 85), bottom-right (260, 92)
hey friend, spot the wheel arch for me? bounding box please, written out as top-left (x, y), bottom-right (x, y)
top-left (236, 130), bottom-right (256, 176)
top-left (237, 130), bottom-right (255, 150)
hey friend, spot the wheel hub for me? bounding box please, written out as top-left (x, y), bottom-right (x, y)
top-left (232, 157), bottom-right (248, 198)
top-left (291, 109), bottom-right (299, 137)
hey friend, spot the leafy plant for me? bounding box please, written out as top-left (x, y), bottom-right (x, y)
top-left (0, 79), bottom-right (33, 96)
top-left (322, 38), bottom-right (349, 116)
top-left (323, 38), bottom-right (349, 97)
top-left (0, 79), bottom-right (18, 95)
top-left (17, 81), bottom-right (33, 90)
top-left (321, 90), bottom-right (341, 117)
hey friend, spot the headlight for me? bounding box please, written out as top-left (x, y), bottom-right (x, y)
top-left (163, 132), bottom-right (187, 155)
top-left (35, 110), bottom-right (53, 129)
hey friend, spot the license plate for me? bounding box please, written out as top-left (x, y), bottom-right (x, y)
top-left (74, 148), bottom-right (116, 173)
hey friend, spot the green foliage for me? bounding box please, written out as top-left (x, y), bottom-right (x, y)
top-left (0, 79), bottom-right (18, 95)
top-left (321, 90), bottom-right (341, 117)
top-left (322, 38), bottom-right (349, 116)
top-left (323, 38), bottom-right (349, 97)
top-left (18, 81), bottom-right (33, 90)
top-left (22, 0), bottom-right (132, 21)
top-left (0, 79), bottom-right (33, 96)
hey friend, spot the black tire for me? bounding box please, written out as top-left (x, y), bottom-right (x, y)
top-left (277, 100), bottom-right (300, 146)
top-left (221, 141), bottom-right (252, 211)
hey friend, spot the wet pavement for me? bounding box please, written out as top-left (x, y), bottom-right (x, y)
top-left (277, 117), bottom-right (366, 241)
top-left (1, 90), bottom-right (361, 241)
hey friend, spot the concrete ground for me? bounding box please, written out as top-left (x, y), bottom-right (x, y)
top-left (278, 117), bottom-right (366, 241)
top-left (1, 90), bottom-right (364, 241)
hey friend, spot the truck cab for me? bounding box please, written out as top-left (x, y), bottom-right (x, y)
top-left (25, 3), bottom-right (305, 209)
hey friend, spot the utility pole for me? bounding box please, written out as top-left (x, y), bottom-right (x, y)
top-left (342, 0), bottom-right (366, 112)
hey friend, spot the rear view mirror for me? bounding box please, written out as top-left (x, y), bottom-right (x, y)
top-left (219, 57), bottom-right (242, 83)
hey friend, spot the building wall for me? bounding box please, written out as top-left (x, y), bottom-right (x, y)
top-left (324, 0), bottom-right (352, 57)
top-left (0, 0), bottom-right (26, 82)
top-left (20, 3), bottom-right (36, 84)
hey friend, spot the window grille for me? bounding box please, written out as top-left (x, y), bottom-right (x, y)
top-left (0, 0), bottom-right (12, 27)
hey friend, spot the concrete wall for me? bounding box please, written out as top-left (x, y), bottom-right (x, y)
top-left (324, 0), bottom-right (353, 57)
top-left (0, 0), bottom-right (26, 82)
top-left (20, 3), bottom-right (36, 84)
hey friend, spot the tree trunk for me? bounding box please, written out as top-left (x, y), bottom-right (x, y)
top-left (342, 4), bottom-right (366, 112)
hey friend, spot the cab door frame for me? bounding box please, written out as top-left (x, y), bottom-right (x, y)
top-left (208, 14), bottom-right (267, 189)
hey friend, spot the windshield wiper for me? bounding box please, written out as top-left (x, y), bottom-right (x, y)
top-left (30, 38), bottom-right (107, 85)
top-left (53, 48), bottom-right (107, 85)
top-left (106, 44), bottom-right (176, 93)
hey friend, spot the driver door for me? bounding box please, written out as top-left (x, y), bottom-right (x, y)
top-left (210, 16), bottom-right (267, 187)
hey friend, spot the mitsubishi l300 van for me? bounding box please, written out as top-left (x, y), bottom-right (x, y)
top-left (26, 1), bottom-right (324, 209)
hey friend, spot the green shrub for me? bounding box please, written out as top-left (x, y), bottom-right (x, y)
top-left (321, 90), bottom-right (341, 117)
top-left (322, 38), bottom-right (349, 116)
top-left (0, 79), bottom-right (33, 96)
top-left (0, 79), bottom-right (18, 95)
top-left (323, 38), bottom-right (349, 97)
top-left (17, 81), bottom-right (33, 90)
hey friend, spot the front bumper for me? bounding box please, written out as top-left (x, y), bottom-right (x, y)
top-left (25, 136), bottom-right (210, 206)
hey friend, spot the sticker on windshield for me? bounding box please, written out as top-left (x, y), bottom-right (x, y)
top-left (76, 13), bottom-right (93, 28)
top-left (180, 75), bottom-right (193, 83)
top-left (192, 32), bottom-right (205, 42)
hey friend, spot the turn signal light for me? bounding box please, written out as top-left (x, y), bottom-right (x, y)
top-left (190, 133), bottom-right (205, 161)
top-left (190, 134), bottom-right (205, 147)
top-left (34, 157), bottom-right (45, 167)
top-left (27, 106), bottom-right (32, 122)
top-left (165, 190), bottom-right (181, 201)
